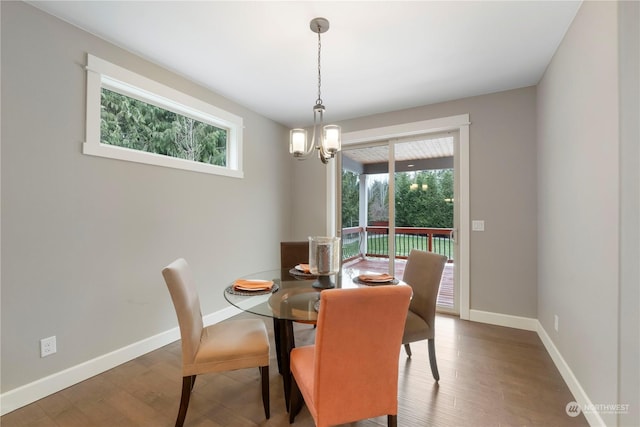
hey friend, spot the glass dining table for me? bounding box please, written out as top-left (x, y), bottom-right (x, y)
top-left (223, 266), bottom-right (405, 410)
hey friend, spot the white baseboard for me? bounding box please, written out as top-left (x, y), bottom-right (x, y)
top-left (0, 305), bottom-right (242, 416)
top-left (536, 322), bottom-right (605, 427)
top-left (469, 309), bottom-right (538, 331)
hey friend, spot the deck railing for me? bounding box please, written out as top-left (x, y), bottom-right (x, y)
top-left (342, 226), bottom-right (454, 262)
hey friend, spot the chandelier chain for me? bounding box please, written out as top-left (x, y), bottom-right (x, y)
top-left (316, 27), bottom-right (322, 106)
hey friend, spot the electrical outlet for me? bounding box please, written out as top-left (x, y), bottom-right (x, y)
top-left (40, 336), bottom-right (57, 357)
top-left (554, 315), bottom-right (559, 332)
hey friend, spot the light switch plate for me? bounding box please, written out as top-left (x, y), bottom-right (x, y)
top-left (472, 220), bottom-right (485, 231)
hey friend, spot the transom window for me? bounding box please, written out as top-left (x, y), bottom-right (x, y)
top-left (84, 54), bottom-right (243, 178)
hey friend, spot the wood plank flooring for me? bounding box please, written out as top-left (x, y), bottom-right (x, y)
top-left (2, 313), bottom-right (588, 427)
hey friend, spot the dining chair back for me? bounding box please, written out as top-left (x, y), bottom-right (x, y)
top-left (275, 241), bottom-right (315, 377)
top-left (289, 285), bottom-right (412, 427)
top-left (401, 249), bottom-right (448, 381)
top-left (280, 241), bottom-right (309, 268)
top-left (162, 258), bottom-right (270, 426)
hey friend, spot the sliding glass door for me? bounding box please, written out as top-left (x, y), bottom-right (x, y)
top-left (393, 134), bottom-right (457, 313)
top-left (339, 133), bottom-right (459, 313)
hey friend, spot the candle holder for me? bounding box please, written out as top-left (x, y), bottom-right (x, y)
top-left (308, 236), bottom-right (341, 289)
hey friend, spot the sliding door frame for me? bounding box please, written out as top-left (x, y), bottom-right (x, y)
top-left (328, 114), bottom-right (470, 320)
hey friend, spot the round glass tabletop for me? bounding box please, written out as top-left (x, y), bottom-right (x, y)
top-left (223, 267), bottom-right (400, 321)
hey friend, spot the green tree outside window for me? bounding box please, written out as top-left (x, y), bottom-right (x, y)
top-left (100, 88), bottom-right (227, 166)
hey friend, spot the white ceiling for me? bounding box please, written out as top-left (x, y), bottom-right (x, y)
top-left (29, 1), bottom-right (581, 128)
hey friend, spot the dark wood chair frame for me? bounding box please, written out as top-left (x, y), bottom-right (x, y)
top-left (175, 367), bottom-right (269, 427)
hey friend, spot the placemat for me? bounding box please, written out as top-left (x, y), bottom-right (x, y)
top-left (289, 268), bottom-right (317, 278)
top-left (225, 282), bottom-right (280, 296)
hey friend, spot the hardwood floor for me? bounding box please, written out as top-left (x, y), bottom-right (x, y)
top-left (2, 313), bottom-right (588, 427)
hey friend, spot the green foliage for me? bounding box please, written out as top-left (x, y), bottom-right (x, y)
top-left (394, 170), bottom-right (453, 228)
top-left (341, 169), bottom-right (454, 228)
top-left (368, 178), bottom-right (389, 223)
top-left (341, 170), bottom-right (360, 227)
top-left (100, 88), bottom-right (227, 166)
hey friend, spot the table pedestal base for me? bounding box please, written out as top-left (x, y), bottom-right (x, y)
top-left (274, 318), bottom-right (296, 411)
top-left (312, 275), bottom-right (335, 289)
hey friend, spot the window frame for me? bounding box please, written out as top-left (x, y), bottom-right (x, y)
top-left (84, 54), bottom-right (243, 178)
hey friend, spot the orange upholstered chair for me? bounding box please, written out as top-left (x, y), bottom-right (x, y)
top-left (289, 285), bottom-right (412, 427)
top-left (401, 249), bottom-right (448, 381)
top-left (162, 258), bottom-right (270, 427)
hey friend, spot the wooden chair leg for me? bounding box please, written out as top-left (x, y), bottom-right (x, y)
top-left (403, 343), bottom-right (412, 357)
top-left (289, 376), bottom-right (304, 423)
top-left (260, 365), bottom-right (270, 419)
top-left (388, 414), bottom-right (397, 427)
top-left (176, 375), bottom-right (195, 427)
top-left (428, 339), bottom-right (440, 381)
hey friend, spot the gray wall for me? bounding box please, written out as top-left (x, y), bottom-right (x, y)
top-left (538, 1), bottom-right (639, 426)
top-left (293, 87), bottom-right (539, 319)
top-left (618, 2), bottom-right (640, 424)
top-left (1, 1), bottom-right (291, 392)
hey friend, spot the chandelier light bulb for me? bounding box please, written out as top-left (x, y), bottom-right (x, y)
top-left (290, 129), bottom-right (307, 156)
top-left (323, 125), bottom-right (341, 154)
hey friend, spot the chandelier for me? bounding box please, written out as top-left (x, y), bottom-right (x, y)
top-left (289, 17), bottom-right (341, 164)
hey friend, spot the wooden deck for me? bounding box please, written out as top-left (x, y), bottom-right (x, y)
top-left (343, 257), bottom-right (455, 310)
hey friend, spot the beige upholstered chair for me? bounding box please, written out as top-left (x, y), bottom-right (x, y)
top-left (401, 249), bottom-right (448, 381)
top-left (289, 285), bottom-right (412, 427)
top-left (162, 258), bottom-right (270, 427)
